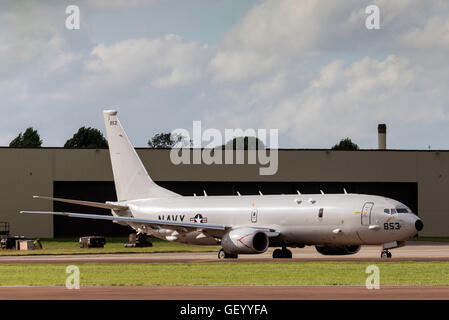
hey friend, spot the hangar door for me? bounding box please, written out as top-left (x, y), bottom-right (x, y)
top-left (53, 181), bottom-right (129, 237)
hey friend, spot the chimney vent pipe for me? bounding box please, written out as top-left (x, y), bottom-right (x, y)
top-left (378, 124), bottom-right (386, 150)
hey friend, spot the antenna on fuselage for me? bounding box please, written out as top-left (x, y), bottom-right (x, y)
top-left (237, 191), bottom-right (241, 196)
top-left (203, 190), bottom-right (207, 197)
top-left (193, 193), bottom-right (196, 197)
top-left (259, 191), bottom-right (263, 196)
top-left (297, 190), bottom-right (301, 195)
top-left (343, 188), bottom-right (347, 194)
top-left (320, 190), bottom-right (325, 195)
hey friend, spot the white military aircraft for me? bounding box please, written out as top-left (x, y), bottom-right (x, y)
top-left (21, 110), bottom-right (424, 259)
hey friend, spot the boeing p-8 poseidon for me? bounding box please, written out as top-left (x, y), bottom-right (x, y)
top-left (21, 110), bottom-right (424, 259)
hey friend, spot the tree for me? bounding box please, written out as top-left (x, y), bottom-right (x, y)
top-left (64, 127), bottom-right (108, 148)
top-left (331, 138), bottom-right (359, 150)
top-left (9, 127), bottom-right (43, 147)
top-left (147, 132), bottom-right (189, 148)
top-left (221, 136), bottom-right (266, 150)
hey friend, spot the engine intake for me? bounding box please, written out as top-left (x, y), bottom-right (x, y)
top-left (221, 228), bottom-right (269, 254)
top-left (315, 245), bottom-right (361, 255)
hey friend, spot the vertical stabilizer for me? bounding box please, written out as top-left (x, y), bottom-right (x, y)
top-left (103, 110), bottom-right (179, 200)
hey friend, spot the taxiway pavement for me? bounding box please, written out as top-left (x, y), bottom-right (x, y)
top-left (0, 242), bottom-right (448, 264)
top-left (0, 285), bottom-right (448, 300)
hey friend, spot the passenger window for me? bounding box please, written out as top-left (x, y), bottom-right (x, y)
top-left (318, 208), bottom-right (324, 219)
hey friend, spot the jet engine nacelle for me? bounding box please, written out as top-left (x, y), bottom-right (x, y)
top-left (221, 228), bottom-right (269, 254)
top-left (315, 245), bottom-right (361, 255)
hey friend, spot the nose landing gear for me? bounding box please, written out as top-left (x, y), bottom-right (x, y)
top-left (380, 250), bottom-right (392, 259)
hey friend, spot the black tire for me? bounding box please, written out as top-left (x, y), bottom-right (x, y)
top-left (272, 249), bottom-right (282, 258)
top-left (218, 249), bottom-right (226, 259)
top-left (282, 249), bottom-right (293, 258)
top-left (380, 251), bottom-right (388, 259)
top-left (387, 251), bottom-right (392, 258)
top-left (218, 249), bottom-right (238, 259)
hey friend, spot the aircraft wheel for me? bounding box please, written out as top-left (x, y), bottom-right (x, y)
top-left (218, 248), bottom-right (238, 259)
top-left (273, 248), bottom-right (292, 259)
top-left (380, 250), bottom-right (391, 259)
top-left (282, 249), bottom-right (293, 258)
top-left (218, 249), bottom-right (226, 259)
top-left (272, 249), bottom-right (282, 258)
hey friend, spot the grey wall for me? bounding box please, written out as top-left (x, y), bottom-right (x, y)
top-left (0, 148), bottom-right (447, 237)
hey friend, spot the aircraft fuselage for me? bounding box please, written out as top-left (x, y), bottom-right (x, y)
top-left (124, 193), bottom-right (420, 247)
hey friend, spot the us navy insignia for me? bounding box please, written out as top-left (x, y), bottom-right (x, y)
top-left (190, 213), bottom-right (207, 223)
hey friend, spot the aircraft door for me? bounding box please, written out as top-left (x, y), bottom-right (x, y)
top-left (361, 202), bottom-right (374, 225)
top-left (251, 209), bottom-right (258, 223)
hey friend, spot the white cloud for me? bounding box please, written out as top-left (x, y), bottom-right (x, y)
top-left (85, 34), bottom-right (209, 89)
top-left (202, 0), bottom-right (449, 148)
top-left (208, 0), bottom-right (366, 83)
top-left (85, 0), bottom-right (164, 9)
top-left (1, 0), bottom-right (449, 149)
top-left (274, 55), bottom-right (443, 144)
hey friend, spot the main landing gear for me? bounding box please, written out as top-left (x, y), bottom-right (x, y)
top-left (380, 249), bottom-right (392, 259)
top-left (272, 247), bottom-right (292, 259)
top-left (218, 248), bottom-right (238, 259)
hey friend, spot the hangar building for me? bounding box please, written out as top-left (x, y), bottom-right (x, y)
top-left (0, 147), bottom-right (447, 238)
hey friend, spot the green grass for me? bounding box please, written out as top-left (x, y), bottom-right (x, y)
top-left (0, 237), bottom-right (219, 256)
top-left (0, 262), bottom-right (448, 286)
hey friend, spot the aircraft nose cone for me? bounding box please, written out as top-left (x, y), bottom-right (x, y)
top-left (415, 219), bottom-right (424, 231)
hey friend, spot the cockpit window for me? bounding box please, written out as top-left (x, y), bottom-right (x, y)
top-left (385, 208), bottom-right (410, 214)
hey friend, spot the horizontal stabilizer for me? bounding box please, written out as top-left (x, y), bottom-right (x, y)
top-left (20, 210), bottom-right (227, 231)
top-left (33, 196), bottom-right (128, 211)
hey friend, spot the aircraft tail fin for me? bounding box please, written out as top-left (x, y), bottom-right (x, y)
top-left (103, 110), bottom-right (179, 201)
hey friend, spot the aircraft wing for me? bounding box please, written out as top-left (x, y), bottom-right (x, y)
top-left (20, 210), bottom-right (280, 238)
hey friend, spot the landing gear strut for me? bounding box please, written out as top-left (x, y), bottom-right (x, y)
top-left (380, 250), bottom-right (392, 259)
top-left (218, 248), bottom-right (238, 259)
top-left (272, 247), bottom-right (292, 259)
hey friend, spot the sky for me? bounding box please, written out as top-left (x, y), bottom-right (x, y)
top-left (1, 0), bottom-right (449, 149)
